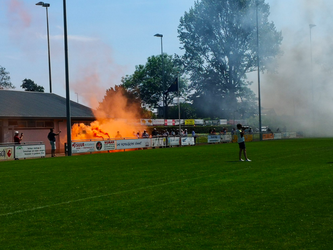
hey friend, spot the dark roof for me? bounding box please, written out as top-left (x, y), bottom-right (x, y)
top-left (0, 90), bottom-right (95, 120)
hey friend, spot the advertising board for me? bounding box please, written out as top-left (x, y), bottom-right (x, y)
top-left (168, 137), bottom-right (180, 146)
top-left (185, 119), bottom-right (195, 126)
top-left (116, 139), bottom-right (150, 150)
top-left (181, 137), bottom-right (195, 146)
top-left (274, 133), bottom-right (282, 139)
top-left (72, 141), bottom-right (102, 154)
top-left (15, 144), bottom-right (45, 159)
top-left (221, 135), bottom-right (232, 142)
top-left (208, 135), bottom-right (221, 143)
top-left (0, 146), bottom-right (14, 161)
top-left (104, 140), bottom-right (116, 150)
top-left (152, 138), bottom-right (166, 147)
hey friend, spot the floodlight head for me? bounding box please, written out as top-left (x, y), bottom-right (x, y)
top-left (309, 24), bottom-right (316, 29)
top-left (154, 33), bottom-right (163, 38)
top-left (36, 2), bottom-right (50, 7)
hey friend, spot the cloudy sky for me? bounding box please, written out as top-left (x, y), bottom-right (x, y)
top-left (1, 0), bottom-right (332, 120)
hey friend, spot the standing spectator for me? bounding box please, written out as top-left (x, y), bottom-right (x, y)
top-left (152, 128), bottom-right (158, 137)
top-left (48, 129), bottom-right (61, 157)
top-left (115, 131), bottom-right (122, 139)
top-left (14, 131), bottom-right (23, 144)
top-left (236, 124), bottom-right (251, 162)
top-left (142, 130), bottom-right (149, 138)
top-left (192, 130), bottom-right (197, 145)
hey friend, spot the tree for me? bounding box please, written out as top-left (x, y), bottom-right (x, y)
top-left (178, 0), bottom-right (282, 119)
top-left (121, 54), bottom-right (187, 118)
top-left (168, 103), bottom-right (197, 119)
top-left (0, 66), bottom-right (15, 89)
top-left (21, 79), bottom-right (44, 92)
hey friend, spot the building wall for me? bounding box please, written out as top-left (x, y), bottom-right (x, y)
top-left (0, 119), bottom-right (94, 154)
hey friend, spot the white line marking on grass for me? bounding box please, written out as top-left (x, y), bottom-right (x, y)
top-left (0, 167), bottom-right (250, 217)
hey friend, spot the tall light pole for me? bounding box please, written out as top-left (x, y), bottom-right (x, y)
top-left (36, 2), bottom-right (52, 93)
top-left (309, 24), bottom-right (316, 132)
top-left (256, 0), bottom-right (262, 141)
top-left (63, 0), bottom-right (72, 156)
top-left (154, 33), bottom-right (166, 119)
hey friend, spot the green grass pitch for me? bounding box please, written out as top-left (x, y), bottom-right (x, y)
top-left (0, 138), bottom-right (333, 249)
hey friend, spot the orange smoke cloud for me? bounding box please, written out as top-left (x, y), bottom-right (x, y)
top-left (5, 0), bottom-right (42, 56)
top-left (7, 0), bottom-right (32, 28)
top-left (71, 87), bottom-right (148, 140)
top-left (71, 71), bottom-right (148, 140)
top-left (69, 39), bottom-right (149, 140)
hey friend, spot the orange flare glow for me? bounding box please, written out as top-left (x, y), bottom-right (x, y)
top-left (71, 84), bottom-right (148, 140)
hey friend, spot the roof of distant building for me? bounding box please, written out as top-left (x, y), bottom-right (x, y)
top-left (0, 90), bottom-right (95, 120)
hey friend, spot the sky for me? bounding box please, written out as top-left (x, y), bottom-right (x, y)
top-left (1, 0), bottom-right (333, 131)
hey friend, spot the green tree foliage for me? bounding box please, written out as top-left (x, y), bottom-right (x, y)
top-left (0, 66), bottom-right (15, 89)
top-left (21, 79), bottom-right (44, 92)
top-left (121, 54), bottom-right (187, 110)
top-left (168, 103), bottom-right (197, 119)
top-left (178, 0), bottom-right (282, 119)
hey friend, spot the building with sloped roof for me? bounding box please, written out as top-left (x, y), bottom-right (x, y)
top-left (0, 90), bottom-right (95, 154)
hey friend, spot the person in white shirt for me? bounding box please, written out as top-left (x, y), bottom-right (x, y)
top-left (236, 124), bottom-right (251, 162)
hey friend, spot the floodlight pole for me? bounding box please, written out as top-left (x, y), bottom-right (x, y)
top-left (309, 24), bottom-right (316, 134)
top-left (154, 33), bottom-right (166, 119)
top-left (36, 2), bottom-right (52, 93)
top-left (256, 0), bottom-right (262, 141)
top-left (178, 75), bottom-right (181, 144)
top-left (63, 0), bottom-right (72, 156)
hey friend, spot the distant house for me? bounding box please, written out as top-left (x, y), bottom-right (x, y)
top-left (0, 90), bottom-right (95, 153)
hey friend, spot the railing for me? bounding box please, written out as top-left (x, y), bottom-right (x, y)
top-left (66, 136), bottom-right (196, 155)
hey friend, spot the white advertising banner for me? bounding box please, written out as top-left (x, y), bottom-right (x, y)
top-left (72, 141), bottom-right (101, 154)
top-left (282, 132), bottom-right (289, 138)
top-left (168, 137), bottom-right (180, 146)
top-left (194, 119), bottom-right (204, 125)
top-left (219, 119), bottom-right (228, 125)
top-left (15, 144), bottom-right (45, 159)
top-left (116, 139), bottom-right (150, 150)
top-left (181, 137), bottom-right (195, 146)
top-left (289, 132), bottom-right (297, 138)
top-left (104, 140), bottom-right (116, 150)
top-left (274, 133), bottom-right (282, 139)
top-left (153, 119), bottom-right (165, 126)
top-left (0, 146), bottom-right (14, 161)
top-left (151, 138), bottom-right (166, 147)
top-left (208, 135), bottom-right (221, 143)
top-left (174, 119), bottom-right (184, 125)
top-left (221, 134), bottom-right (232, 142)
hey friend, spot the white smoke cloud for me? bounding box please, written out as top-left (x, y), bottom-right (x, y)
top-left (251, 0), bottom-right (333, 136)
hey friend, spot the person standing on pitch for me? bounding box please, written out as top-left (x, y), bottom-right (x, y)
top-left (236, 124), bottom-right (251, 162)
top-left (48, 128), bottom-right (61, 157)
